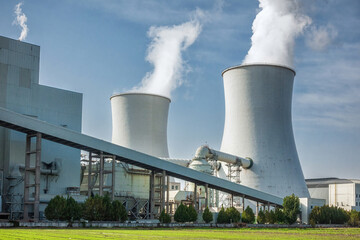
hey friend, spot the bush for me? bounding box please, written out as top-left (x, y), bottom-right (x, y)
top-left (265, 210), bottom-right (276, 224)
top-left (242, 206), bottom-right (255, 224)
top-left (309, 205), bottom-right (350, 224)
top-left (111, 200), bottom-right (128, 222)
top-left (348, 210), bottom-right (360, 226)
top-left (187, 205), bottom-right (198, 222)
top-left (274, 207), bottom-right (285, 223)
top-left (83, 195), bottom-right (106, 221)
top-left (45, 195), bottom-right (67, 221)
top-left (226, 207), bottom-right (241, 223)
top-left (174, 203), bottom-right (189, 223)
top-left (102, 194), bottom-right (113, 221)
top-left (64, 197), bottom-right (81, 222)
top-left (202, 207), bottom-right (213, 223)
top-left (159, 210), bottom-right (171, 223)
top-left (283, 194), bottom-right (300, 224)
top-left (257, 209), bottom-right (266, 224)
top-left (217, 206), bottom-right (229, 224)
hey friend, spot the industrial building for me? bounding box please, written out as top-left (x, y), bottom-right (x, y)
top-left (0, 35), bottom-right (356, 223)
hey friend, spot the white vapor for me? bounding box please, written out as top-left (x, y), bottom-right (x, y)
top-left (13, 2), bottom-right (28, 41)
top-left (132, 11), bottom-right (203, 98)
top-left (243, 0), bottom-right (312, 68)
top-left (306, 25), bottom-right (338, 51)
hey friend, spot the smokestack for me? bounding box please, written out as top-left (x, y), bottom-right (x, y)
top-left (220, 64), bottom-right (310, 198)
top-left (110, 93), bottom-right (170, 158)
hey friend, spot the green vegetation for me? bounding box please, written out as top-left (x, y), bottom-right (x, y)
top-left (202, 207), bottom-right (213, 223)
top-left (257, 209), bottom-right (266, 224)
top-left (44, 195), bottom-right (69, 221)
top-left (159, 210), bottom-right (171, 224)
top-left (226, 207), bottom-right (241, 223)
top-left (282, 194), bottom-right (300, 224)
top-left (1, 228), bottom-right (360, 240)
top-left (309, 205), bottom-right (350, 225)
top-left (187, 205), bottom-right (198, 222)
top-left (216, 206), bottom-right (229, 223)
top-left (348, 209), bottom-right (360, 226)
top-left (242, 206), bottom-right (255, 224)
top-left (174, 203), bottom-right (190, 223)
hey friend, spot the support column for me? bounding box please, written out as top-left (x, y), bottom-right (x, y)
top-left (166, 176), bottom-right (170, 213)
top-left (99, 152), bottom-right (104, 196)
top-left (111, 155), bottom-right (116, 201)
top-left (256, 201), bottom-right (259, 219)
top-left (23, 134), bottom-right (31, 221)
top-left (267, 202), bottom-right (270, 211)
top-left (230, 194), bottom-right (234, 208)
top-left (88, 152), bottom-right (92, 198)
top-left (193, 183), bottom-right (197, 211)
top-left (33, 133), bottom-right (41, 222)
top-left (205, 184), bottom-right (208, 208)
top-left (242, 195), bottom-right (245, 212)
top-left (161, 170), bottom-right (166, 213)
top-left (149, 171), bottom-right (155, 219)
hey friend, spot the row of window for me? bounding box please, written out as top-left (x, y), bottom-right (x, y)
top-left (171, 185), bottom-right (179, 190)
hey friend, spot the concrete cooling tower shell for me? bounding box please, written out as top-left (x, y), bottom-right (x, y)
top-left (110, 93), bottom-right (170, 158)
top-left (220, 64), bottom-right (310, 198)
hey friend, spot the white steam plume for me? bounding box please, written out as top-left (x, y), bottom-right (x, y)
top-left (243, 0), bottom-right (312, 68)
top-left (132, 12), bottom-right (202, 98)
top-left (13, 2), bottom-right (28, 41)
top-left (306, 25), bottom-right (338, 51)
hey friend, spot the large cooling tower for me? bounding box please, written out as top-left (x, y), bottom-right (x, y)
top-left (220, 64), bottom-right (310, 198)
top-left (110, 93), bottom-right (170, 158)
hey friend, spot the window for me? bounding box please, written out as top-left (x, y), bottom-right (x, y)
top-left (311, 206), bottom-right (313, 209)
top-left (175, 186), bottom-right (178, 190)
top-left (356, 202), bottom-right (358, 206)
top-left (171, 185), bottom-right (174, 190)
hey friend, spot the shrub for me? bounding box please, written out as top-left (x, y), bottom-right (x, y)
top-left (83, 195), bottom-right (108, 221)
top-left (274, 207), bottom-right (285, 223)
top-left (283, 194), bottom-right (300, 224)
top-left (257, 209), bottom-right (266, 224)
top-left (174, 203), bottom-right (189, 223)
top-left (348, 210), bottom-right (360, 227)
top-left (64, 197), bottom-right (81, 222)
top-left (45, 195), bottom-right (67, 221)
top-left (242, 206), bottom-right (255, 224)
top-left (159, 210), bottom-right (171, 223)
top-left (111, 200), bottom-right (128, 222)
top-left (265, 210), bottom-right (276, 224)
top-left (202, 207), bottom-right (213, 223)
top-left (226, 207), bottom-right (241, 223)
top-left (102, 194), bottom-right (113, 221)
top-left (217, 206), bottom-right (229, 224)
top-left (187, 205), bottom-right (198, 222)
top-left (309, 205), bottom-right (350, 224)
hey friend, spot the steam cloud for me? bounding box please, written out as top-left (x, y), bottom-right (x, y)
top-left (13, 2), bottom-right (28, 41)
top-left (133, 12), bottom-right (202, 98)
top-left (306, 25), bottom-right (338, 51)
top-left (243, 0), bottom-right (312, 68)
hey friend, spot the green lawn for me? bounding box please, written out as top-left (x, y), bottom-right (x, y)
top-left (0, 228), bottom-right (359, 240)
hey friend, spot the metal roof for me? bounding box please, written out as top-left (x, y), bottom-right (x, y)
top-left (0, 107), bottom-right (283, 206)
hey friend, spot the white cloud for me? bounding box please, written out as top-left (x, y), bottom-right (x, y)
top-left (305, 24), bottom-right (338, 51)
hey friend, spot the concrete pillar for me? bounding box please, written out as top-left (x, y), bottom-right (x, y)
top-left (230, 194), bottom-right (234, 208)
top-left (166, 175), bottom-right (170, 213)
top-left (88, 152), bottom-right (92, 198)
top-left (23, 134), bottom-right (31, 221)
top-left (256, 201), bottom-right (259, 218)
top-left (242, 195), bottom-right (245, 212)
top-left (205, 184), bottom-right (209, 208)
top-left (33, 133), bottom-right (41, 222)
top-left (193, 183), bottom-right (197, 211)
top-left (111, 155), bottom-right (116, 201)
top-left (161, 170), bottom-right (166, 213)
top-left (149, 171), bottom-right (155, 219)
top-left (99, 152), bottom-right (104, 196)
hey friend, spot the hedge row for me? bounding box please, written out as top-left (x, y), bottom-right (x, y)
top-left (44, 194), bottom-right (127, 222)
top-left (309, 205), bottom-right (354, 225)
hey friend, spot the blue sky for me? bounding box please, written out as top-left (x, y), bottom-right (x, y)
top-left (1, 0), bottom-right (359, 179)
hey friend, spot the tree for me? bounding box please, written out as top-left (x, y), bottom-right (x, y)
top-left (265, 210), bottom-right (276, 224)
top-left (64, 197), bottom-right (81, 222)
top-left (83, 195), bottom-right (107, 221)
top-left (217, 206), bottom-right (229, 224)
top-left (174, 203), bottom-right (189, 223)
top-left (348, 210), bottom-right (360, 227)
top-left (202, 207), bottom-right (213, 223)
top-left (187, 205), bottom-right (198, 222)
top-left (309, 205), bottom-right (350, 225)
top-left (111, 200), bottom-right (128, 222)
top-left (257, 209), bottom-right (266, 224)
top-left (159, 210), bottom-right (171, 223)
top-left (274, 207), bottom-right (285, 223)
top-left (242, 206), bottom-right (255, 224)
top-left (283, 194), bottom-right (300, 224)
top-left (226, 207), bottom-right (241, 223)
top-left (102, 193), bottom-right (113, 221)
top-left (45, 195), bottom-right (67, 221)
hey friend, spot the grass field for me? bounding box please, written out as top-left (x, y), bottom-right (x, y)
top-left (0, 228), bottom-right (359, 240)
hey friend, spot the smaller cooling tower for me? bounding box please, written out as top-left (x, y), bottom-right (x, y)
top-left (220, 64), bottom-right (310, 198)
top-left (110, 93), bottom-right (170, 158)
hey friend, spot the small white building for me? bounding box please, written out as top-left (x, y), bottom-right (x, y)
top-left (306, 178), bottom-right (360, 211)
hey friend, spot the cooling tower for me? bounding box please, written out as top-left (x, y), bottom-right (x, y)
top-left (110, 93), bottom-right (170, 158)
top-left (220, 64), bottom-right (310, 198)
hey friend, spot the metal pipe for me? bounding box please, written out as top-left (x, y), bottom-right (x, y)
top-left (194, 145), bottom-right (253, 169)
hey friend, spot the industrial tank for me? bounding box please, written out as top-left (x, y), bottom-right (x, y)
top-left (110, 92), bottom-right (170, 158)
top-left (220, 64), bottom-right (310, 198)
